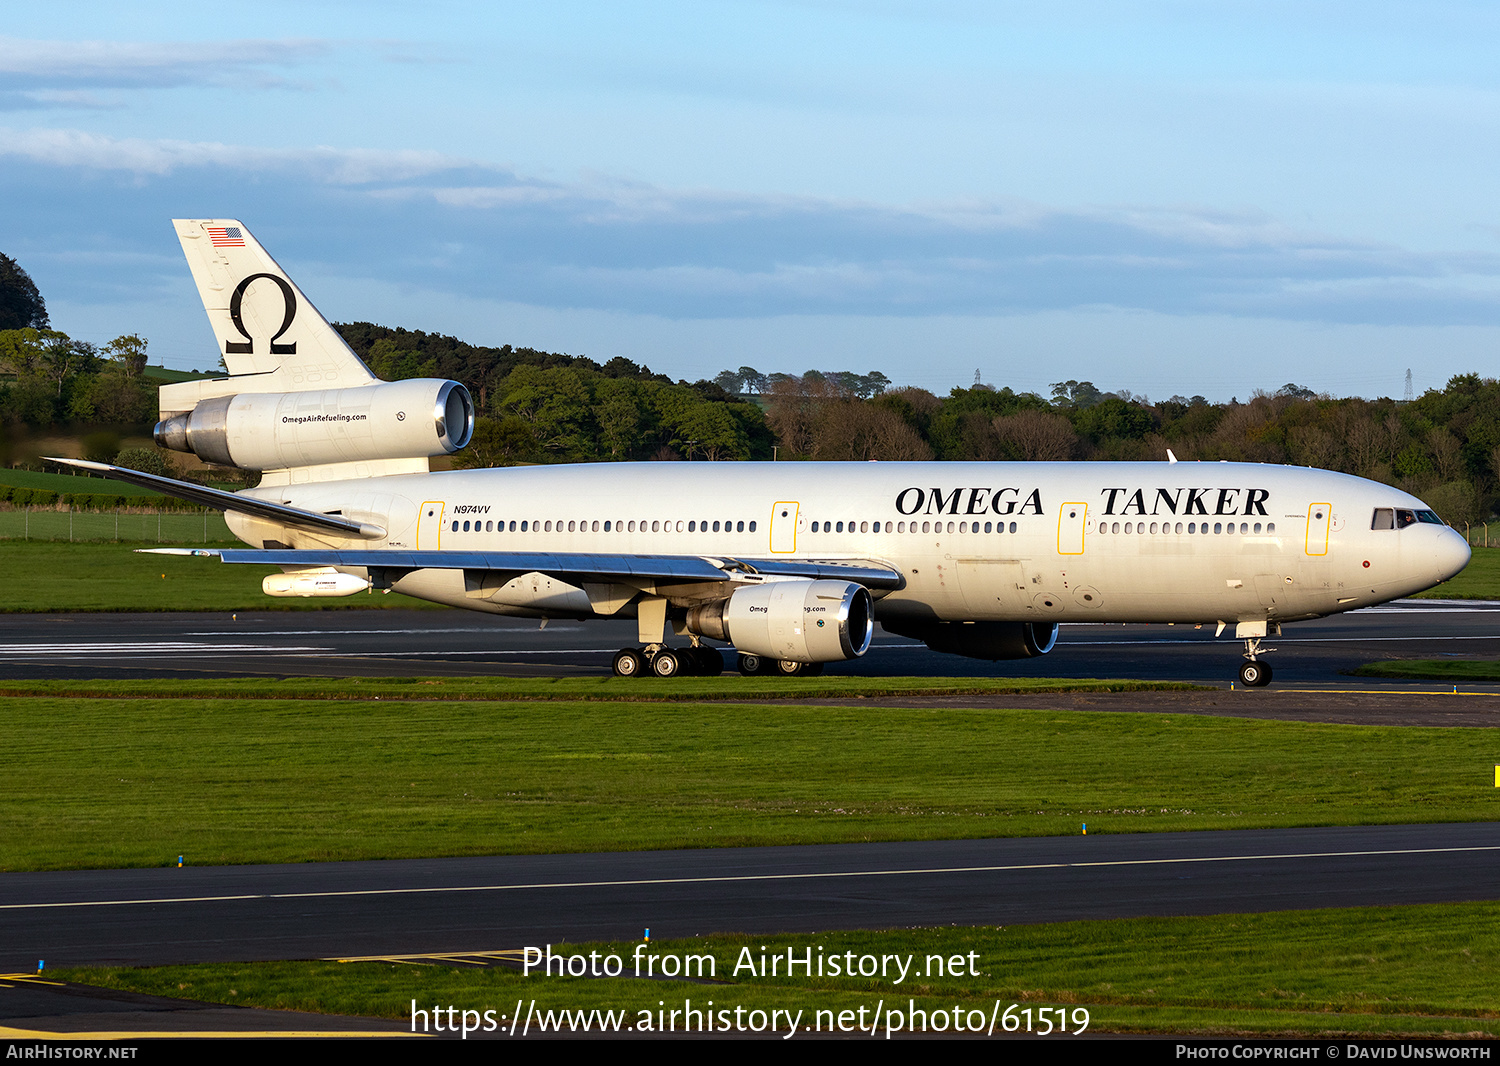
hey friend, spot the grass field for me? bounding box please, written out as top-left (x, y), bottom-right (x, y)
top-left (0, 540), bottom-right (439, 611)
top-left (2, 682), bottom-right (1496, 872)
top-left (1413, 544), bottom-right (1500, 599)
top-left (0, 467), bottom-right (163, 497)
top-left (1352, 660), bottom-right (1500, 682)
top-left (56, 904), bottom-right (1500, 1036)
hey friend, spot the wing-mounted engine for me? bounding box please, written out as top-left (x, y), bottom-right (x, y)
top-left (881, 618), bottom-right (1058, 660)
top-left (685, 578), bottom-right (874, 663)
top-left (154, 378), bottom-right (473, 471)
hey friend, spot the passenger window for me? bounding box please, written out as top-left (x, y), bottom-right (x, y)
top-left (748, 521), bottom-right (756, 532)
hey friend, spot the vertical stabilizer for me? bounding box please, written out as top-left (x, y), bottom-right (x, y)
top-left (173, 219), bottom-right (377, 388)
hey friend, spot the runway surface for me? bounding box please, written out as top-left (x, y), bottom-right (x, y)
top-left (1, 597), bottom-right (1498, 687)
top-left (3, 823), bottom-right (1499, 971)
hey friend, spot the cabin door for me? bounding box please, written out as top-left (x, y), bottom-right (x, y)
top-left (418, 500), bottom-right (446, 550)
top-left (770, 501), bottom-right (800, 553)
top-left (1057, 502), bottom-right (1088, 555)
top-left (1305, 502), bottom-right (1331, 556)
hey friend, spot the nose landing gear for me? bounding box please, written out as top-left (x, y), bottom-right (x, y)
top-left (1237, 630), bottom-right (1276, 687)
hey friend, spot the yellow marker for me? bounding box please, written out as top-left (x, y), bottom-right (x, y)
top-left (1495, 765), bottom-right (1499, 788)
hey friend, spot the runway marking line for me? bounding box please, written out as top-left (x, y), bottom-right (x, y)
top-left (0, 1025), bottom-right (422, 1039)
top-left (334, 948), bottom-right (528, 965)
top-left (6, 843), bottom-right (1499, 912)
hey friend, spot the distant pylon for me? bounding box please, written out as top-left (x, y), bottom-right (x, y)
top-left (1404, 368), bottom-right (1413, 403)
top-left (974, 368), bottom-right (982, 387)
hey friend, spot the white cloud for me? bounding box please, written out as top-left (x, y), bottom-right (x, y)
top-left (0, 127), bottom-right (455, 181)
top-left (0, 36), bottom-right (332, 89)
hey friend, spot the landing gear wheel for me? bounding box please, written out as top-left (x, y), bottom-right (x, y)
top-left (1238, 660), bottom-right (1272, 687)
top-left (651, 648), bottom-right (683, 678)
top-left (775, 660), bottom-right (823, 677)
top-left (737, 653), bottom-right (771, 676)
top-left (612, 648), bottom-right (645, 678)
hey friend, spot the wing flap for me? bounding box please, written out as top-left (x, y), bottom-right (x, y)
top-left (205, 548), bottom-right (904, 590)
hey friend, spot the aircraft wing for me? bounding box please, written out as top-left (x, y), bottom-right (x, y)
top-left (47, 458), bottom-right (385, 540)
top-left (196, 548), bottom-right (905, 591)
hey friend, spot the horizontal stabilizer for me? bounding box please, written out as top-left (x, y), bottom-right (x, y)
top-left (48, 458), bottom-right (384, 540)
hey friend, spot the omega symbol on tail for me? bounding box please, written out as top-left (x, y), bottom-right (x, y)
top-left (225, 273), bottom-right (298, 355)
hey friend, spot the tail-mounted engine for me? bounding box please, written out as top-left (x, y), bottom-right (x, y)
top-left (686, 579), bottom-right (874, 663)
top-left (155, 378), bottom-right (474, 471)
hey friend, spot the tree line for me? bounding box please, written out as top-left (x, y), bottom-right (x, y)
top-left (5, 251), bottom-right (1500, 525)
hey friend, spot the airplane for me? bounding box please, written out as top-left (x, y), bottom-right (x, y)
top-left (55, 219), bottom-right (1473, 686)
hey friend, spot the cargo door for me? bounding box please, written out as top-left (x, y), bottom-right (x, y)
top-left (770, 501), bottom-right (799, 553)
top-left (418, 500), bottom-right (446, 550)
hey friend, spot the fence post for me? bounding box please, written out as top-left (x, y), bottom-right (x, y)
top-left (69, 507), bottom-right (73, 542)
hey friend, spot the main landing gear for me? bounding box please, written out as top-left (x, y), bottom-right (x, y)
top-left (609, 646), bottom-right (825, 678)
top-left (736, 653), bottom-right (823, 678)
top-left (1237, 634), bottom-right (1274, 688)
top-left (612, 644), bottom-right (725, 678)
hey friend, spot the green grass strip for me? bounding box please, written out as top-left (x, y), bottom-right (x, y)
top-left (0, 540), bottom-right (441, 611)
top-left (1352, 661), bottom-right (1500, 683)
top-left (3, 695), bottom-right (1497, 871)
top-left (1412, 544), bottom-right (1500, 600)
top-left (54, 904), bottom-right (1500, 1036)
top-left (1356, 660), bottom-right (1500, 682)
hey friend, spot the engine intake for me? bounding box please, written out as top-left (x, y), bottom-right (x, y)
top-left (155, 378), bottom-right (474, 470)
top-left (686, 579), bottom-right (873, 663)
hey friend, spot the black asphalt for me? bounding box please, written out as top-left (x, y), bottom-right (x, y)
top-left (0, 597), bottom-right (1497, 687)
top-left (3, 823), bottom-right (1498, 971)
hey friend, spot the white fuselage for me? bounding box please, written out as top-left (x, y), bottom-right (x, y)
top-left (230, 460), bottom-right (1471, 626)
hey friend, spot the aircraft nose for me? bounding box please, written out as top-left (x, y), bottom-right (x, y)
top-left (1433, 528), bottom-right (1472, 584)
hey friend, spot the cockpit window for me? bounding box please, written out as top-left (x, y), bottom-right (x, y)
top-left (1416, 510), bottom-right (1444, 525)
top-left (1396, 509), bottom-right (1417, 528)
top-left (1371, 508), bottom-right (1394, 530)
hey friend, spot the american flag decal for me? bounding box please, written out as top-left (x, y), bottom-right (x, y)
top-left (207, 226), bottom-right (245, 247)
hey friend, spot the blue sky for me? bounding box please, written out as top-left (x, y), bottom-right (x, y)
top-left (3, 1), bottom-right (1499, 399)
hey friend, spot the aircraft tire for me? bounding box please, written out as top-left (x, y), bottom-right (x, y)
top-left (737, 653), bottom-right (769, 676)
top-left (1238, 660), bottom-right (1272, 687)
top-left (694, 646), bottom-right (724, 676)
top-left (612, 648), bottom-right (645, 678)
top-left (651, 649), bottom-right (683, 678)
top-left (775, 660), bottom-right (823, 677)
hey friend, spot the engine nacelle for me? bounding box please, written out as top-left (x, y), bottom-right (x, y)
top-left (155, 378), bottom-right (474, 470)
top-left (686, 579), bottom-right (873, 663)
top-left (880, 619), bottom-right (1058, 661)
